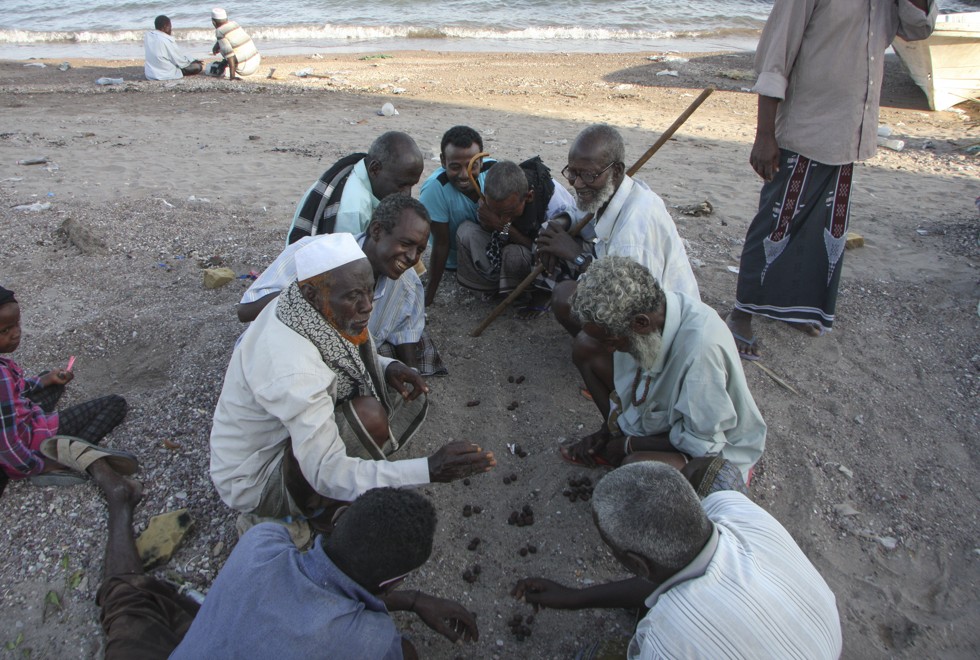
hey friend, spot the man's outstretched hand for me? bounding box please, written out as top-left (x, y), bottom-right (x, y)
top-left (385, 361), bottom-right (429, 401)
top-left (413, 593), bottom-right (479, 643)
top-left (428, 441), bottom-right (495, 482)
top-left (512, 578), bottom-right (582, 611)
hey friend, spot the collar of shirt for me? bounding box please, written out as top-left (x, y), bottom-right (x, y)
top-left (355, 232), bottom-right (389, 302)
top-left (351, 159), bottom-right (381, 207)
top-left (594, 175), bottom-right (635, 242)
top-left (644, 522), bottom-right (721, 609)
top-left (304, 535), bottom-right (390, 614)
top-left (642, 290), bottom-right (681, 378)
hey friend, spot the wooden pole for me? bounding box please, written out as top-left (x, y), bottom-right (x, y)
top-left (469, 86), bottom-right (715, 337)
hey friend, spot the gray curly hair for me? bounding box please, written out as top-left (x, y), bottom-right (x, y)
top-left (571, 256), bottom-right (665, 336)
top-left (592, 462), bottom-right (711, 574)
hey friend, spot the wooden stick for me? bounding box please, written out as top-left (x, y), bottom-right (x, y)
top-left (470, 87), bottom-right (715, 337)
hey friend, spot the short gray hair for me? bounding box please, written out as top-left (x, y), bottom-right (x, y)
top-left (592, 462), bottom-right (711, 573)
top-left (572, 256), bottom-right (665, 336)
top-left (484, 160), bottom-right (528, 201)
top-left (368, 131), bottom-right (422, 168)
top-left (575, 124), bottom-right (626, 165)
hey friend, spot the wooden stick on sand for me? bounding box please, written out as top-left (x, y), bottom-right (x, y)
top-left (470, 86), bottom-right (715, 337)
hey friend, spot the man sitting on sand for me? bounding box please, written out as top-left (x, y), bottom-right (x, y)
top-left (560, 257), bottom-right (765, 483)
top-left (513, 461), bottom-right (842, 659)
top-left (209, 8), bottom-right (260, 80)
top-left (537, 124), bottom-right (699, 337)
top-left (211, 234), bottom-right (495, 529)
top-left (240, 195), bottom-right (444, 375)
top-left (94, 460), bottom-right (479, 658)
top-left (455, 159), bottom-right (576, 318)
top-left (419, 125), bottom-right (495, 306)
top-left (143, 15), bottom-right (202, 81)
top-left (0, 285), bottom-right (130, 493)
top-left (287, 132), bottom-right (425, 244)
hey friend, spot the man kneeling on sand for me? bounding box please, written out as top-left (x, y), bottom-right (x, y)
top-left (94, 463), bottom-right (479, 658)
top-left (560, 256), bottom-right (765, 482)
top-left (211, 233), bottom-right (495, 533)
top-left (513, 461), bottom-right (842, 658)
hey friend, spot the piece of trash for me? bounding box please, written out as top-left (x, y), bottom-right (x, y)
top-left (155, 198), bottom-right (174, 208)
top-left (647, 55), bottom-right (688, 63)
top-left (845, 232), bottom-right (864, 249)
top-left (13, 201), bottom-right (51, 212)
top-left (95, 77), bottom-right (124, 85)
top-left (58, 62), bottom-right (70, 71)
top-left (877, 125), bottom-right (892, 137)
top-left (391, 87), bottom-right (406, 94)
top-left (292, 67), bottom-right (314, 78)
top-left (677, 200), bottom-right (713, 217)
top-left (46, 192), bottom-right (54, 197)
top-left (16, 157), bottom-right (49, 165)
top-left (187, 195), bottom-right (211, 203)
top-left (379, 102), bottom-right (398, 117)
top-left (877, 536), bottom-right (898, 551)
top-left (838, 465), bottom-right (854, 478)
top-left (877, 136), bottom-right (904, 152)
top-left (727, 265), bottom-right (740, 274)
top-left (833, 503), bottom-right (860, 517)
top-left (310, 53), bottom-right (323, 60)
top-left (916, 229), bottom-right (929, 236)
top-left (45, 162), bottom-right (59, 172)
top-left (359, 54), bottom-right (393, 60)
top-left (656, 69), bottom-right (679, 77)
top-left (24, 62), bottom-right (46, 68)
top-left (719, 69), bottom-right (754, 81)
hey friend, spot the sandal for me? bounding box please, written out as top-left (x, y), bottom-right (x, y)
top-left (29, 470), bottom-right (89, 487)
top-left (39, 435), bottom-right (140, 476)
top-left (730, 332), bottom-right (761, 362)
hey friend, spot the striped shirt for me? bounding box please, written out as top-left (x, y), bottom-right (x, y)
top-left (214, 20), bottom-right (260, 77)
top-left (241, 234), bottom-right (424, 346)
top-left (0, 357), bottom-right (57, 478)
top-left (630, 491), bottom-right (842, 659)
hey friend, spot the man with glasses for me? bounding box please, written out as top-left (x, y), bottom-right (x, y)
top-left (537, 124), bottom-right (700, 337)
top-left (419, 126), bottom-right (495, 306)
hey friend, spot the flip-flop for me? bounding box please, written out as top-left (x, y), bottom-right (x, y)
top-left (29, 470), bottom-right (89, 487)
top-left (579, 386), bottom-right (594, 401)
top-left (559, 443), bottom-right (613, 468)
top-left (730, 332), bottom-right (761, 362)
top-left (39, 435), bottom-right (140, 476)
top-left (516, 304), bottom-right (551, 321)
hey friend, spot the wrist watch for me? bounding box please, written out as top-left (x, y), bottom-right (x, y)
top-left (573, 251), bottom-right (591, 267)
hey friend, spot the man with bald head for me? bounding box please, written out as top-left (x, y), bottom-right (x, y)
top-left (287, 131), bottom-right (425, 244)
top-left (537, 124), bottom-right (700, 337)
top-left (210, 234), bottom-right (495, 531)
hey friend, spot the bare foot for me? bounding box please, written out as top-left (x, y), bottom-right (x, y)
top-left (726, 309), bottom-right (760, 360)
top-left (87, 459), bottom-right (143, 508)
top-left (785, 321), bottom-right (824, 337)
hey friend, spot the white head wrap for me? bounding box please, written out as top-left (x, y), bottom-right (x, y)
top-left (295, 234), bottom-right (367, 282)
top-left (211, 8), bottom-right (228, 20)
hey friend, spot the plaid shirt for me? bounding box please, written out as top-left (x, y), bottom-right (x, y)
top-left (0, 357), bottom-right (58, 477)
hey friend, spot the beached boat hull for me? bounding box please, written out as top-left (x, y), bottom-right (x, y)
top-left (893, 12), bottom-right (980, 111)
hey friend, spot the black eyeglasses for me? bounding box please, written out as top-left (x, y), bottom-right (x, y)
top-left (562, 162), bottom-right (616, 184)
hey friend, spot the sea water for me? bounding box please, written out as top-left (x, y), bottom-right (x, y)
top-left (1, 0), bottom-right (975, 60)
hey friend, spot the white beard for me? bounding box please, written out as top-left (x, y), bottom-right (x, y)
top-left (577, 177), bottom-right (616, 215)
top-left (629, 330), bottom-right (663, 371)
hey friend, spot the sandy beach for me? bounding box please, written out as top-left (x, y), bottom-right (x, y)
top-left (0, 50), bottom-right (978, 658)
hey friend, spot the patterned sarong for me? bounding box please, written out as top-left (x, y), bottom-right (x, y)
top-left (735, 149), bottom-right (852, 330)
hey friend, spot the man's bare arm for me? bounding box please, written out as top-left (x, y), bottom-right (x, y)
top-left (750, 95), bottom-right (781, 181)
top-left (425, 223), bottom-right (450, 306)
top-left (236, 291), bottom-right (279, 322)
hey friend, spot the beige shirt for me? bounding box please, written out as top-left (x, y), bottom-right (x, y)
top-left (210, 298), bottom-right (430, 511)
top-left (753, 0), bottom-right (936, 165)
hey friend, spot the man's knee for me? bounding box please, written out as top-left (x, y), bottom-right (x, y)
top-left (183, 61), bottom-right (203, 76)
top-left (552, 280), bottom-right (578, 327)
top-left (350, 396), bottom-right (389, 448)
top-left (571, 331), bottom-right (604, 368)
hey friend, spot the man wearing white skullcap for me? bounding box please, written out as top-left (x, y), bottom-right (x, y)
top-left (209, 7), bottom-right (260, 80)
top-left (210, 233), bottom-right (495, 534)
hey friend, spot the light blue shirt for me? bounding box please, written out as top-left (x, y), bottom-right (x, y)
top-left (290, 159), bottom-right (379, 239)
top-left (613, 291), bottom-right (766, 480)
top-left (418, 166), bottom-right (491, 270)
top-left (172, 524), bottom-right (402, 659)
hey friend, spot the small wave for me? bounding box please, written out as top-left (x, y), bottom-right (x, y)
top-left (0, 22), bottom-right (760, 46)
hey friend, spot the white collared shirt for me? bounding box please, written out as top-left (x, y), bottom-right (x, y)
top-left (143, 30), bottom-right (194, 81)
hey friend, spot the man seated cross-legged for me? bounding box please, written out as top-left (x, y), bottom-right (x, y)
top-left (211, 233), bottom-right (495, 536)
top-left (561, 256), bottom-right (765, 483)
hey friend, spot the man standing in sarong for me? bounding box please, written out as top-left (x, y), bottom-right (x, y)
top-left (727, 0), bottom-right (935, 360)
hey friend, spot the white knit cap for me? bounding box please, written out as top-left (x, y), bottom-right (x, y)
top-left (211, 8), bottom-right (227, 20)
top-left (294, 234), bottom-right (366, 282)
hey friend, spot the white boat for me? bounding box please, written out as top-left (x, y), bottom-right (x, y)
top-left (893, 11), bottom-right (980, 111)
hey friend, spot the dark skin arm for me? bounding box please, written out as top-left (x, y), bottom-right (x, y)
top-left (428, 441), bottom-right (495, 482)
top-left (425, 223), bottom-right (450, 307)
top-left (392, 342), bottom-right (419, 371)
top-left (383, 590), bottom-right (479, 644)
top-left (536, 216), bottom-right (586, 274)
top-left (39, 369), bottom-right (73, 387)
top-left (512, 576), bottom-right (656, 611)
top-left (750, 95), bottom-right (781, 181)
top-left (226, 53), bottom-right (239, 80)
top-left (236, 291), bottom-right (279, 323)
top-left (384, 361), bottom-right (429, 401)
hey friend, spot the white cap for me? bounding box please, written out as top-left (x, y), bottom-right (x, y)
top-left (295, 234), bottom-right (366, 282)
top-left (211, 8), bottom-right (227, 20)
